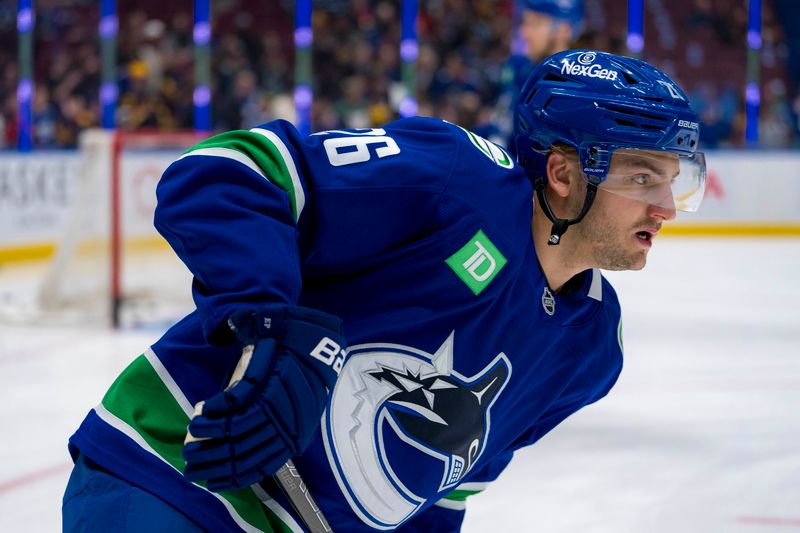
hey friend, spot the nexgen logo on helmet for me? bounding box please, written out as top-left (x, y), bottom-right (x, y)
top-left (560, 58), bottom-right (619, 81)
top-left (514, 49), bottom-right (707, 244)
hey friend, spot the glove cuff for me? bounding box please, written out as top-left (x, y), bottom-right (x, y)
top-left (227, 305), bottom-right (291, 345)
top-left (228, 304), bottom-right (345, 346)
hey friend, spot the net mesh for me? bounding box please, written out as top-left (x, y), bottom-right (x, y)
top-left (1, 129), bottom-right (201, 328)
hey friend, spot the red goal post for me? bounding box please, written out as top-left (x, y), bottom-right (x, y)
top-left (38, 128), bottom-right (206, 328)
top-left (108, 130), bottom-right (205, 327)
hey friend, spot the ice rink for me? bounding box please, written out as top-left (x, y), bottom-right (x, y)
top-left (1, 237), bottom-right (798, 532)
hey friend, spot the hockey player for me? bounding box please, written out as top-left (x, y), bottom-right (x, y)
top-left (518, 0), bottom-right (584, 64)
top-left (478, 0), bottom-right (584, 150)
top-left (63, 50), bottom-right (706, 532)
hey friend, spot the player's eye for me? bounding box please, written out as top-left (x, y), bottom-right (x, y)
top-left (626, 173), bottom-right (651, 186)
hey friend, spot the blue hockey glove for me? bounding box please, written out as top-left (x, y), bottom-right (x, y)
top-left (183, 304), bottom-right (346, 492)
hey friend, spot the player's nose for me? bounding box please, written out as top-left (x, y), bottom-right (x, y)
top-left (648, 200), bottom-right (677, 221)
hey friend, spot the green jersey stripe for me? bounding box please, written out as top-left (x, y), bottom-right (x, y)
top-left (432, 482), bottom-right (486, 510)
top-left (182, 129), bottom-right (305, 221)
top-left (94, 403), bottom-right (266, 533)
top-left (99, 354), bottom-right (291, 532)
top-left (145, 351), bottom-right (300, 531)
top-left (442, 488), bottom-right (483, 502)
top-left (100, 355), bottom-right (190, 472)
top-left (250, 128), bottom-right (305, 218)
top-left (143, 348), bottom-right (194, 417)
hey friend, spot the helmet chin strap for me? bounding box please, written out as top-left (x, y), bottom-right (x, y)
top-left (535, 182), bottom-right (598, 245)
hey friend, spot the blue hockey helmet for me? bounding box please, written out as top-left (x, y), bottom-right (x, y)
top-left (519, 0), bottom-right (584, 27)
top-left (514, 49), bottom-right (706, 244)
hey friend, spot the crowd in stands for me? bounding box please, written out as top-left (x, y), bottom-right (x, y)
top-left (0, 0), bottom-right (797, 149)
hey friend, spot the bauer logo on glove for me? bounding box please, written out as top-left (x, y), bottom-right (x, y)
top-left (309, 337), bottom-right (346, 374)
top-left (183, 304), bottom-right (347, 493)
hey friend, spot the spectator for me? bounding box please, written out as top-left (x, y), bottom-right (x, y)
top-left (32, 84), bottom-right (58, 147)
top-left (0, 0), bottom-right (796, 148)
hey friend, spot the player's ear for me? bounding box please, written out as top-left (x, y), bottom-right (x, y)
top-left (545, 151), bottom-right (574, 199)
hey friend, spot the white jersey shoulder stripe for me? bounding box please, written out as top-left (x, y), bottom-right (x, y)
top-left (120, 350), bottom-right (302, 532)
top-left (178, 138), bottom-right (305, 221)
top-left (454, 481), bottom-right (489, 491)
top-left (433, 498), bottom-right (467, 510)
top-left (178, 147), bottom-right (267, 181)
top-left (144, 347), bottom-right (193, 417)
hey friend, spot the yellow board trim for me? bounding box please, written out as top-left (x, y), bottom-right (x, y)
top-left (662, 224), bottom-right (800, 237)
top-left (0, 237), bottom-right (173, 265)
top-left (0, 243), bottom-right (55, 264)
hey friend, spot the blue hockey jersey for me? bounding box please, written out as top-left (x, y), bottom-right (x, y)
top-left (69, 117), bottom-right (623, 532)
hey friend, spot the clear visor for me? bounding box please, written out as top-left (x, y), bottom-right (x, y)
top-left (596, 149), bottom-right (706, 212)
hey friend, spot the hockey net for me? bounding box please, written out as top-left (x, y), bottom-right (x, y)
top-left (29, 129), bottom-right (204, 328)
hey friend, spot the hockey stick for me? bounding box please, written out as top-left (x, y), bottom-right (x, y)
top-left (186, 345), bottom-right (334, 532)
top-left (272, 460), bottom-right (332, 533)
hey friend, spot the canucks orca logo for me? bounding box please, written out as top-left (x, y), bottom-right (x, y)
top-left (322, 332), bottom-right (511, 530)
top-left (369, 358), bottom-right (508, 487)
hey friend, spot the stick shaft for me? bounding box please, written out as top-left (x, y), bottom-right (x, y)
top-left (229, 346), bottom-right (334, 531)
top-left (274, 460), bottom-right (333, 533)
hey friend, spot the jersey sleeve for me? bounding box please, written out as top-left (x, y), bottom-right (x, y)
top-left (154, 118), bottom-right (461, 342)
top-left (154, 121), bottom-right (308, 342)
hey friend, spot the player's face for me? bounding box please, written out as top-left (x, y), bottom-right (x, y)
top-left (520, 11), bottom-right (556, 60)
top-left (570, 151), bottom-right (678, 271)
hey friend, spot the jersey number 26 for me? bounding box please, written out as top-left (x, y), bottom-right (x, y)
top-left (315, 128), bottom-right (401, 167)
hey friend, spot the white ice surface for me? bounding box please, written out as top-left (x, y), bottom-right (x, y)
top-left (1, 238), bottom-right (798, 532)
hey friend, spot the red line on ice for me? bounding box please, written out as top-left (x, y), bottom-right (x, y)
top-left (0, 462), bottom-right (72, 495)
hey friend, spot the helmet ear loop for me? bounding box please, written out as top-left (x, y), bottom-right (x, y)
top-left (535, 181), bottom-right (598, 245)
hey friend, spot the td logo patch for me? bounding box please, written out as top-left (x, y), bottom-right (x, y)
top-left (446, 230), bottom-right (507, 295)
